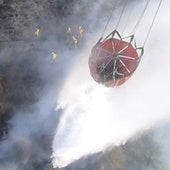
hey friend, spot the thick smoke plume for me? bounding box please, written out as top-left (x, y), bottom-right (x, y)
top-left (0, 0), bottom-right (119, 169)
top-left (0, 0), bottom-right (170, 170)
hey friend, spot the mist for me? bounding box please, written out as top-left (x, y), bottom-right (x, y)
top-left (52, 0), bottom-right (170, 168)
top-left (0, 0), bottom-right (119, 169)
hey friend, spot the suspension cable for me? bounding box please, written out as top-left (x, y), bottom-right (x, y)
top-left (143, 0), bottom-right (163, 46)
top-left (131, 0), bottom-right (151, 35)
top-left (101, 1), bottom-right (118, 39)
top-left (115, 0), bottom-right (128, 30)
top-left (121, 3), bottom-right (134, 37)
top-left (101, 0), bottom-right (128, 39)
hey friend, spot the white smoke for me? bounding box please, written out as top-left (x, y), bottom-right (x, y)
top-left (52, 0), bottom-right (170, 168)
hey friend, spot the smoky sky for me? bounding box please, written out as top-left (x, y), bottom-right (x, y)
top-left (0, 0), bottom-right (169, 170)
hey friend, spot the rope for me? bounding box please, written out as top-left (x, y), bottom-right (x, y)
top-left (101, 1), bottom-right (118, 39)
top-left (143, 0), bottom-right (163, 46)
top-left (131, 0), bottom-right (151, 35)
top-left (121, 3), bottom-right (134, 36)
top-left (114, 1), bottom-right (128, 51)
top-left (101, 0), bottom-right (127, 39)
top-left (115, 0), bottom-right (128, 30)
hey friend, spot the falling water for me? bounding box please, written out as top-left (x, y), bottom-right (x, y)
top-left (52, 0), bottom-right (170, 168)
